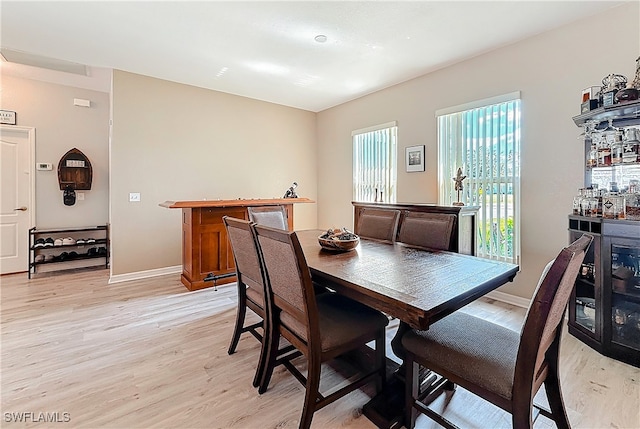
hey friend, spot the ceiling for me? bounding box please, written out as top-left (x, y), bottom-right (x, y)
top-left (0, 1), bottom-right (626, 112)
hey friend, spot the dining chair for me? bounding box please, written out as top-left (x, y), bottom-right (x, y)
top-left (222, 216), bottom-right (294, 388)
top-left (248, 205), bottom-right (329, 294)
top-left (401, 234), bottom-right (593, 429)
top-left (397, 211), bottom-right (456, 251)
top-left (253, 224), bottom-right (389, 429)
top-left (355, 207), bottom-right (401, 242)
top-left (247, 205), bottom-right (289, 230)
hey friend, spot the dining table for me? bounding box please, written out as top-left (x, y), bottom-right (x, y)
top-left (296, 229), bottom-right (520, 429)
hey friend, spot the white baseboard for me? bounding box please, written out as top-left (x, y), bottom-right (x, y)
top-left (485, 290), bottom-right (530, 309)
top-left (109, 265), bottom-right (182, 284)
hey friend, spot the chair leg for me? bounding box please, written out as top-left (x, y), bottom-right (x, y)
top-left (257, 324), bottom-right (280, 394)
top-left (404, 358), bottom-right (419, 429)
top-left (511, 399), bottom-right (534, 429)
top-left (252, 319), bottom-right (267, 388)
top-left (228, 287), bottom-right (247, 355)
top-left (544, 372), bottom-right (571, 429)
top-left (299, 355), bottom-right (321, 429)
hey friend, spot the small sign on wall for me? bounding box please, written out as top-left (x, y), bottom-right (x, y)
top-left (66, 160), bottom-right (86, 167)
top-left (0, 110), bottom-right (17, 125)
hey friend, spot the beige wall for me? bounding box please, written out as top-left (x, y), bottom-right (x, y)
top-left (316, 3), bottom-right (640, 300)
top-left (0, 74), bottom-right (109, 228)
top-left (110, 71), bottom-right (317, 275)
top-left (4, 3), bottom-right (638, 297)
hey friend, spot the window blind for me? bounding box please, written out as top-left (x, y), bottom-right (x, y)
top-left (438, 99), bottom-right (521, 262)
top-left (353, 124), bottom-right (397, 203)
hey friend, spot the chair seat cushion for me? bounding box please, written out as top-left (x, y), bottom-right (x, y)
top-left (280, 293), bottom-right (389, 352)
top-left (401, 311), bottom-right (519, 400)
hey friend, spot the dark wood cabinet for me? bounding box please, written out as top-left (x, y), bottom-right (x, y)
top-left (568, 217), bottom-right (603, 350)
top-left (352, 202), bottom-right (479, 255)
top-left (569, 100), bottom-right (640, 367)
top-left (568, 217), bottom-right (640, 367)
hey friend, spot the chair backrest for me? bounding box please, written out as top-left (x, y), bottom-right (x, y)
top-left (247, 205), bottom-right (288, 230)
top-left (253, 225), bottom-right (318, 346)
top-left (397, 211), bottom-right (456, 250)
top-left (223, 216), bottom-right (266, 305)
top-left (514, 234), bottom-right (593, 393)
top-left (355, 208), bottom-right (401, 242)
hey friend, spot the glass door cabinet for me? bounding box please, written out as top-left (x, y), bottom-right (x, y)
top-left (569, 100), bottom-right (640, 367)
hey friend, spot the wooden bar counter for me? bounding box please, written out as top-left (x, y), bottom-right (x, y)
top-left (160, 198), bottom-right (313, 290)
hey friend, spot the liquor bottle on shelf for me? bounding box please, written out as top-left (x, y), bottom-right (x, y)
top-left (587, 142), bottom-right (598, 167)
top-left (597, 140), bottom-right (612, 166)
top-left (611, 132), bottom-right (624, 165)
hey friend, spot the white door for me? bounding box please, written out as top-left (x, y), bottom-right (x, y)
top-left (0, 125), bottom-right (35, 275)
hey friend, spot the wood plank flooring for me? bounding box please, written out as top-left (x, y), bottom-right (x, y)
top-left (1, 270), bottom-right (638, 428)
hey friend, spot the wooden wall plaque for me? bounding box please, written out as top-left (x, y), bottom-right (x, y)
top-left (58, 148), bottom-right (93, 190)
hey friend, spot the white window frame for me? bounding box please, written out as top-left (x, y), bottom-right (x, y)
top-left (437, 92), bottom-right (521, 263)
top-left (352, 121), bottom-right (398, 203)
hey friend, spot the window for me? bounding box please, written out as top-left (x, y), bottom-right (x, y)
top-left (353, 121), bottom-right (397, 203)
top-left (437, 93), bottom-right (521, 263)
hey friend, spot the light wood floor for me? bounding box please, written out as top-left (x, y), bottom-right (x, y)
top-left (1, 269), bottom-right (638, 428)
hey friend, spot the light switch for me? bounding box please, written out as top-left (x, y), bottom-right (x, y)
top-left (77, 192), bottom-right (85, 201)
top-left (129, 192), bottom-right (141, 202)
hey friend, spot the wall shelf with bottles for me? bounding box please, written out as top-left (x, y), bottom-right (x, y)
top-left (572, 98), bottom-right (640, 220)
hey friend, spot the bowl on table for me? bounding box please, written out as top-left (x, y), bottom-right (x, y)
top-left (318, 228), bottom-right (360, 252)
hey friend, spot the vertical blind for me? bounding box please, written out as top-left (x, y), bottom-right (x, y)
top-left (438, 99), bottom-right (521, 263)
top-left (353, 123), bottom-right (397, 203)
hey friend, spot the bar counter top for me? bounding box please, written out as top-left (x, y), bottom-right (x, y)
top-left (159, 197), bottom-right (314, 209)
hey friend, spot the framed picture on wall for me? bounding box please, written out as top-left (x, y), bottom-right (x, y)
top-left (405, 145), bottom-right (425, 172)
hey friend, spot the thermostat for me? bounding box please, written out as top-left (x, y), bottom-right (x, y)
top-left (36, 162), bottom-right (53, 171)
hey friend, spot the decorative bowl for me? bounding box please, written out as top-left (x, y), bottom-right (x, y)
top-left (318, 229), bottom-right (360, 252)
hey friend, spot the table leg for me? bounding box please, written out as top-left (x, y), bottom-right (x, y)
top-left (362, 321), bottom-right (453, 429)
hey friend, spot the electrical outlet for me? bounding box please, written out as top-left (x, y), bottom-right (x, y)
top-left (129, 192), bottom-right (141, 202)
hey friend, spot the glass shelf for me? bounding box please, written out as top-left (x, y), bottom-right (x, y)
top-left (573, 100), bottom-right (640, 128)
top-left (576, 296), bottom-right (596, 333)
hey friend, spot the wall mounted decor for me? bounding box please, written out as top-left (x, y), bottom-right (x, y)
top-left (0, 110), bottom-right (17, 125)
top-left (405, 145), bottom-right (425, 172)
top-left (58, 148), bottom-right (93, 191)
top-left (58, 148), bottom-right (92, 206)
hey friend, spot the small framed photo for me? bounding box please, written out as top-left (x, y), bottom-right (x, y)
top-left (0, 110), bottom-right (17, 125)
top-left (405, 145), bottom-right (425, 172)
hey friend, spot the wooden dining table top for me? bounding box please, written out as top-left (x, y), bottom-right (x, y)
top-left (296, 229), bottom-right (519, 331)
